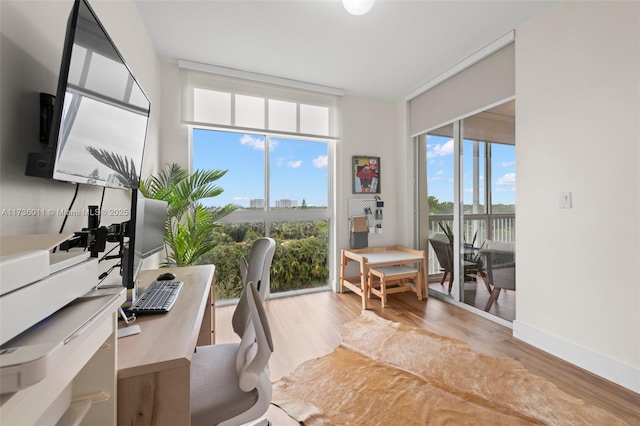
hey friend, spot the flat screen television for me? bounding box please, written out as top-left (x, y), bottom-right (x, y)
top-left (122, 190), bottom-right (168, 289)
top-left (26, 0), bottom-right (150, 189)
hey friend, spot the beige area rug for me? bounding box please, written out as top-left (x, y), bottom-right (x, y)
top-left (272, 311), bottom-right (627, 425)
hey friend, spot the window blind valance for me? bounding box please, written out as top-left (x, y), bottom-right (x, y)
top-left (409, 42), bottom-right (515, 137)
top-left (180, 66), bottom-right (340, 139)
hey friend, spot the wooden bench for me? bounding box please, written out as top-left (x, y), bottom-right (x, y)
top-left (367, 265), bottom-right (421, 307)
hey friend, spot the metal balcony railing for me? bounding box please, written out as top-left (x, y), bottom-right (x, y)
top-left (427, 214), bottom-right (515, 275)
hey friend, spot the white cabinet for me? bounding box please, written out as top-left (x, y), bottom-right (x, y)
top-left (0, 290), bottom-right (125, 425)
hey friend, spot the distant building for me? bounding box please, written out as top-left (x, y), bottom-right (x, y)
top-left (250, 199), bottom-right (265, 208)
top-left (275, 199), bottom-right (298, 208)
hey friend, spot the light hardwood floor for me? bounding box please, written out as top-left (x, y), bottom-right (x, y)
top-left (215, 290), bottom-right (640, 425)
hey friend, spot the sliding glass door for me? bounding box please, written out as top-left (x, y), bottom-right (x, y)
top-left (420, 100), bottom-right (516, 321)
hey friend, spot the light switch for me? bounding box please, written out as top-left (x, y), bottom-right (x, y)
top-left (559, 192), bottom-right (572, 209)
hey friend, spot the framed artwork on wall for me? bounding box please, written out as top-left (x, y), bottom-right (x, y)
top-left (352, 156), bottom-right (380, 194)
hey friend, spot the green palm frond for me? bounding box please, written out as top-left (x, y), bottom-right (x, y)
top-left (208, 204), bottom-right (240, 222)
top-left (139, 163), bottom-right (187, 200)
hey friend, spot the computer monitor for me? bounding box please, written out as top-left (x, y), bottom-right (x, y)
top-left (122, 189), bottom-right (168, 289)
top-left (25, 0), bottom-right (150, 188)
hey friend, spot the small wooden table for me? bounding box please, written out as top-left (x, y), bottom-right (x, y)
top-left (340, 246), bottom-right (427, 309)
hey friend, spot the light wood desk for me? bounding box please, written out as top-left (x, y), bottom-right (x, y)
top-left (117, 264), bottom-right (215, 425)
top-left (340, 246), bottom-right (427, 309)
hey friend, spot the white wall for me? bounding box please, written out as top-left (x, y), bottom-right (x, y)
top-left (514, 1), bottom-right (640, 392)
top-left (0, 0), bottom-right (161, 276)
top-left (336, 95), bottom-right (401, 247)
top-left (334, 95), bottom-right (404, 284)
top-left (158, 61), bottom-right (190, 169)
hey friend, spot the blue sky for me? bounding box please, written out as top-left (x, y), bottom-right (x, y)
top-left (193, 129), bottom-right (515, 208)
top-left (193, 129), bottom-right (329, 208)
top-left (426, 135), bottom-right (516, 205)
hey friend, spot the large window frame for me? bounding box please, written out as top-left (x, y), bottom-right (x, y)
top-left (190, 125), bottom-right (335, 300)
top-left (191, 125), bottom-right (333, 219)
top-left (182, 68), bottom-right (340, 300)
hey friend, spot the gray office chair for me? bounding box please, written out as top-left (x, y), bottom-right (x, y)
top-left (478, 240), bottom-right (516, 311)
top-left (238, 237), bottom-right (276, 299)
top-left (191, 281), bottom-right (274, 426)
top-left (234, 238), bottom-right (276, 338)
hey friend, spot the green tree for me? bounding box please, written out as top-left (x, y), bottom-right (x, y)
top-left (428, 195), bottom-right (454, 214)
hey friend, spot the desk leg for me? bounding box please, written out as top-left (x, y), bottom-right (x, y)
top-left (197, 283), bottom-right (215, 346)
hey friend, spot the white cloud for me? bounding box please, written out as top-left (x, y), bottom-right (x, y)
top-left (496, 172), bottom-right (516, 185)
top-left (428, 169), bottom-right (446, 181)
top-left (232, 196), bottom-right (249, 201)
top-left (240, 134), bottom-right (278, 151)
top-left (426, 139), bottom-right (454, 159)
top-left (240, 134), bottom-right (265, 150)
top-left (288, 160), bottom-right (302, 168)
top-left (312, 155), bottom-right (328, 168)
top-left (500, 160), bottom-right (515, 167)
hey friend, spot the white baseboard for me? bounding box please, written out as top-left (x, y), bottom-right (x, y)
top-left (513, 320), bottom-right (640, 394)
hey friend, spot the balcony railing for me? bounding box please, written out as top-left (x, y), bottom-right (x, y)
top-left (427, 214), bottom-right (515, 275)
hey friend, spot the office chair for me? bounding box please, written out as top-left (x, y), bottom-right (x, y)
top-left (191, 281), bottom-right (274, 426)
top-left (234, 238), bottom-right (276, 338)
top-left (238, 237), bottom-right (276, 299)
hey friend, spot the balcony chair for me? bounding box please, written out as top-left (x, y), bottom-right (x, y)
top-left (477, 240), bottom-right (516, 311)
top-left (234, 237), bottom-right (276, 338)
top-left (429, 233), bottom-right (481, 293)
top-left (191, 281), bottom-right (274, 426)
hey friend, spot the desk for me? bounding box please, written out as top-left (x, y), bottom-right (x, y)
top-left (117, 264), bottom-right (215, 425)
top-left (340, 246), bottom-right (427, 309)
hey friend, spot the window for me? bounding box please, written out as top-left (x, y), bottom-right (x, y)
top-left (268, 99), bottom-right (296, 132)
top-left (269, 137), bottom-right (328, 209)
top-left (191, 89), bottom-right (332, 137)
top-left (194, 89), bottom-right (231, 125)
top-left (183, 71), bottom-right (338, 302)
top-left (235, 95), bottom-right (265, 128)
top-left (182, 73), bottom-right (337, 138)
top-left (193, 129), bottom-right (331, 301)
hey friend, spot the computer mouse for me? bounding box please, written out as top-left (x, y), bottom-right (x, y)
top-left (157, 272), bottom-right (176, 281)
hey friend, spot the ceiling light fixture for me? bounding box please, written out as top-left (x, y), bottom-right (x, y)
top-left (342, 0), bottom-right (375, 16)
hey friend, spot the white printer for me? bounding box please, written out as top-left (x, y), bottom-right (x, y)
top-left (0, 234), bottom-right (99, 346)
top-left (0, 234), bottom-right (109, 395)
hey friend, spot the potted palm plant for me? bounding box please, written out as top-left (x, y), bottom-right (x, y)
top-left (139, 163), bottom-right (237, 267)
